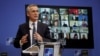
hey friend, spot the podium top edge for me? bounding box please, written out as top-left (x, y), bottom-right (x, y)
top-left (38, 42), bottom-right (60, 45)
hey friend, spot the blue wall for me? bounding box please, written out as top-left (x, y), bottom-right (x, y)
top-left (0, 0), bottom-right (100, 56)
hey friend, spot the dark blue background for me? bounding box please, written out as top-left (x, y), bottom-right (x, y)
top-left (0, 0), bottom-right (100, 56)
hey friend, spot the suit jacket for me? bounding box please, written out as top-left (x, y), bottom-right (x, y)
top-left (13, 22), bottom-right (51, 50)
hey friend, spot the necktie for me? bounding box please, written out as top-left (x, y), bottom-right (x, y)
top-left (32, 23), bottom-right (36, 44)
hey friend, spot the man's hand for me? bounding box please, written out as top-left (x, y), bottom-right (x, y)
top-left (20, 34), bottom-right (28, 44)
top-left (33, 32), bottom-right (43, 42)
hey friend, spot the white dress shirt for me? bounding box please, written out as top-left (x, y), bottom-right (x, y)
top-left (29, 20), bottom-right (38, 46)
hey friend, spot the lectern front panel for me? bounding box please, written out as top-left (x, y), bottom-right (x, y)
top-left (44, 47), bottom-right (54, 56)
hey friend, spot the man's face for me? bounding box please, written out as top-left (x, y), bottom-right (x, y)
top-left (27, 6), bottom-right (39, 22)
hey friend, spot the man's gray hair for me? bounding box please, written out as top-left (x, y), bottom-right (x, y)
top-left (26, 4), bottom-right (38, 12)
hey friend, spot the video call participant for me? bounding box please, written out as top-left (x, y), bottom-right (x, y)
top-left (81, 34), bottom-right (87, 39)
top-left (73, 33), bottom-right (78, 39)
top-left (53, 20), bottom-right (59, 27)
top-left (41, 8), bottom-right (49, 15)
top-left (13, 4), bottom-right (53, 56)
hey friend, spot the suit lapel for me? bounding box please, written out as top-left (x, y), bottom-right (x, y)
top-left (25, 23), bottom-right (31, 44)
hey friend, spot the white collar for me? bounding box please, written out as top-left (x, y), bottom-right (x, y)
top-left (29, 20), bottom-right (38, 29)
top-left (29, 20), bottom-right (37, 25)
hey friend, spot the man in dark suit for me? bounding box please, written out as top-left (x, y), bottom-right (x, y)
top-left (13, 4), bottom-right (52, 56)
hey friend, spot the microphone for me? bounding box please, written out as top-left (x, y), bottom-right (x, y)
top-left (28, 27), bottom-right (31, 30)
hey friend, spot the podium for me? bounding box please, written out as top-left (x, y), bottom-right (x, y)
top-left (22, 42), bottom-right (60, 56)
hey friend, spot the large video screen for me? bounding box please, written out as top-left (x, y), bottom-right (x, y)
top-left (37, 5), bottom-right (94, 49)
top-left (26, 5), bottom-right (94, 48)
